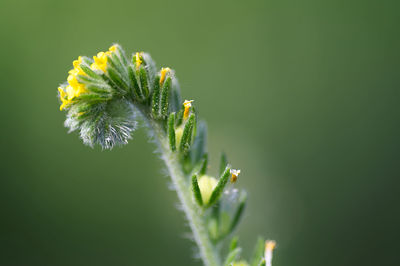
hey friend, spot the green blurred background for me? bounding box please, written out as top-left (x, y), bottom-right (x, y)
top-left (0, 0), bottom-right (399, 265)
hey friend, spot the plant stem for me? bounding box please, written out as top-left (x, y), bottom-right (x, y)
top-left (148, 118), bottom-right (221, 266)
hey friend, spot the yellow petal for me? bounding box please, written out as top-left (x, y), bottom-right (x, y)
top-left (160, 67), bottom-right (171, 85)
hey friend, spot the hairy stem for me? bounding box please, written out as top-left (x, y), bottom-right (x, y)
top-left (146, 117), bottom-right (220, 266)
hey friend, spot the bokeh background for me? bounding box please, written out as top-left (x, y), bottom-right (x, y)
top-left (0, 0), bottom-right (399, 265)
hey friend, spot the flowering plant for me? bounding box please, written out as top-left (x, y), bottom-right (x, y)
top-left (58, 44), bottom-right (276, 266)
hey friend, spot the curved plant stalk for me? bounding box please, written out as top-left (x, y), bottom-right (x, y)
top-left (153, 121), bottom-right (220, 265)
top-left (57, 44), bottom-right (276, 266)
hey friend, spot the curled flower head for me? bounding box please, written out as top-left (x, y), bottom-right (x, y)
top-left (183, 100), bottom-right (194, 120)
top-left (57, 44), bottom-right (140, 149)
top-left (230, 169), bottom-right (241, 183)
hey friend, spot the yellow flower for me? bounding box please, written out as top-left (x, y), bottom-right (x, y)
top-left (160, 67), bottom-right (171, 85)
top-left (183, 100), bottom-right (194, 120)
top-left (59, 55), bottom-right (91, 110)
top-left (58, 87), bottom-right (70, 111)
top-left (91, 52), bottom-right (108, 72)
top-left (72, 56), bottom-right (86, 76)
top-left (230, 169), bottom-right (241, 183)
top-left (197, 175), bottom-right (218, 204)
top-left (109, 44), bottom-right (117, 52)
top-left (135, 52), bottom-right (143, 69)
top-left (91, 45), bottom-right (117, 72)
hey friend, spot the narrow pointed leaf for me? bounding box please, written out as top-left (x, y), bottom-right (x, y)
top-left (176, 109), bottom-right (184, 126)
top-left (191, 174), bottom-right (203, 206)
top-left (199, 153), bottom-right (208, 175)
top-left (229, 236), bottom-right (239, 251)
top-left (191, 120), bottom-right (207, 164)
top-left (179, 114), bottom-right (195, 152)
top-left (168, 112), bottom-right (176, 151)
top-left (139, 68), bottom-right (149, 99)
top-left (250, 237), bottom-right (265, 266)
top-left (208, 165), bottom-right (231, 207)
top-left (160, 76), bottom-right (171, 118)
top-left (170, 84), bottom-right (182, 112)
top-left (128, 66), bottom-right (141, 100)
top-left (151, 76), bottom-right (161, 118)
top-left (80, 65), bottom-right (102, 80)
top-left (223, 248), bottom-right (241, 266)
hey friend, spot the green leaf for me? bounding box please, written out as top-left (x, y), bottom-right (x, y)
top-left (141, 53), bottom-right (157, 85)
top-left (191, 120), bottom-right (207, 165)
top-left (229, 236), bottom-right (239, 251)
top-left (80, 64), bottom-right (102, 80)
top-left (223, 248), bottom-right (241, 266)
top-left (128, 65), bottom-right (142, 101)
top-left (170, 84), bottom-right (182, 112)
top-left (151, 77), bottom-right (161, 118)
top-left (191, 174), bottom-right (203, 206)
top-left (250, 237), bottom-right (265, 266)
top-left (160, 77), bottom-right (171, 118)
top-left (176, 109), bottom-right (184, 126)
top-left (107, 66), bottom-right (128, 93)
top-left (139, 67), bottom-right (149, 99)
top-left (115, 44), bottom-right (129, 67)
top-left (208, 165), bottom-right (231, 207)
top-left (179, 113), bottom-right (195, 152)
top-left (168, 112), bottom-right (176, 151)
top-left (199, 153), bottom-right (208, 175)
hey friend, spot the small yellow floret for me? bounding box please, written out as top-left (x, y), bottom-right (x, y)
top-left (108, 45), bottom-right (117, 52)
top-left (71, 56), bottom-right (87, 76)
top-left (183, 100), bottom-right (193, 120)
top-left (73, 56), bottom-right (83, 68)
top-left (230, 169), bottom-right (241, 183)
top-left (91, 52), bottom-right (108, 72)
top-left (91, 45), bottom-right (116, 72)
top-left (198, 175), bottom-right (218, 204)
top-left (135, 52), bottom-right (143, 69)
top-left (160, 67), bottom-right (171, 85)
top-left (58, 87), bottom-right (70, 111)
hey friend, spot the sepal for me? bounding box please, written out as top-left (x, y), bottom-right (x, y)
top-left (191, 174), bottom-right (203, 206)
top-left (179, 113), bottom-right (195, 152)
top-left (190, 120), bottom-right (207, 165)
top-left (250, 237), bottom-right (265, 266)
top-left (168, 112), bottom-right (176, 151)
top-left (207, 165), bottom-right (231, 207)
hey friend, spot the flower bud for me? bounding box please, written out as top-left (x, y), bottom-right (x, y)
top-left (197, 175), bottom-right (218, 205)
